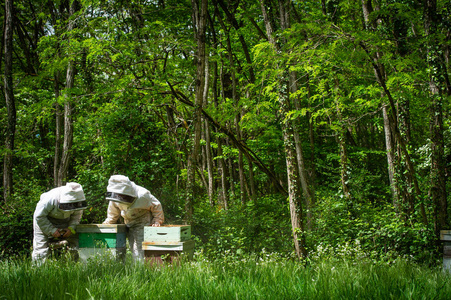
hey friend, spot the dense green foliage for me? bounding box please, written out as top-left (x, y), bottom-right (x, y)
top-left (1, 0), bottom-right (450, 263)
top-left (1, 255), bottom-right (451, 299)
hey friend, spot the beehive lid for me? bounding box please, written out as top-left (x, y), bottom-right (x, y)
top-left (76, 224), bottom-right (127, 233)
top-left (441, 230), bottom-right (451, 241)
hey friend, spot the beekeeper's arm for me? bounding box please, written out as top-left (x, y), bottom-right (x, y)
top-left (103, 201), bottom-right (122, 224)
top-left (61, 210), bottom-right (84, 238)
top-left (34, 199), bottom-right (59, 237)
top-left (68, 210), bottom-right (83, 227)
top-left (144, 192), bottom-right (164, 226)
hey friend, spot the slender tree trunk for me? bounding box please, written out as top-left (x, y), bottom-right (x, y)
top-left (3, 0), bottom-right (16, 201)
top-left (247, 156), bottom-right (256, 201)
top-left (205, 118), bottom-right (215, 206)
top-left (338, 126), bottom-right (351, 201)
top-left (424, 0), bottom-right (448, 233)
top-left (219, 13), bottom-right (246, 204)
top-left (57, 65), bottom-right (75, 186)
top-left (306, 74), bottom-right (317, 191)
top-left (57, 1), bottom-right (77, 186)
top-left (203, 60), bottom-right (215, 206)
top-left (260, 0), bottom-right (307, 258)
top-left (226, 138), bottom-right (236, 199)
top-left (237, 120), bottom-right (246, 204)
top-left (186, 0), bottom-right (207, 222)
top-left (382, 104), bottom-right (399, 211)
top-left (335, 100), bottom-right (351, 203)
top-left (54, 71), bottom-right (62, 186)
top-left (217, 139), bottom-right (229, 209)
top-left (290, 72), bottom-right (315, 230)
top-left (212, 60), bottom-right (229, 208)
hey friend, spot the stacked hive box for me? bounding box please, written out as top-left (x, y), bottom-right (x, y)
top-left (441, 230), bottom-right (451, 272)
top-left (143, 225), bottom-right (194, 263)
top-left (76, 224), bottom-right (126, 262)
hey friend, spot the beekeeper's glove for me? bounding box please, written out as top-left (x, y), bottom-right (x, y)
top-left (52, 229), bottom-right (64, 238)
top-left (62, 227), bottom-right (75, 238)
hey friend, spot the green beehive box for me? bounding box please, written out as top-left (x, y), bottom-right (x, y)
top-left (144, 225), bottom-right (191, 242)
top-left (76, 224), bottom-right (127, 249)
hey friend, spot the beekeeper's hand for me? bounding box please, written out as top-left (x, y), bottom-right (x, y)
top-left (62, 228), bottom-right (73, 238)
top-left (52, 229), bottom-right (63, 238)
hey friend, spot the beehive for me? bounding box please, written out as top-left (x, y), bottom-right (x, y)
top-left (143, 225), bottom-right (194, 264)
top-left (76, 224), bottom-right (127, 261)
top-left (143, 240), bottom-right (195, 264)
top-left (441, 230), bottom-right (451, 271)
top-left (143, 225), bottom-right (191, 242)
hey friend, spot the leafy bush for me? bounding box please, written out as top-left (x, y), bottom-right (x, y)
top-left (193, 194), bottom-right (293, 258)
top-left (0, 188), bottom-right (39, 259)
top-left (311, 191), bottom-right (440, 264)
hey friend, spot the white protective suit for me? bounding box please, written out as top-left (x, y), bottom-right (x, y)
top-left (103, 175), bottom-right (164, 261)
top-left (32, 182), bottom-right (86, 261)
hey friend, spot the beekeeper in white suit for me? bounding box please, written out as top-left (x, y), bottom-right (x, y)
top-left (103, 175), bottom-right (164, 261)
top-left (32, 182), bottom-right (87, 261)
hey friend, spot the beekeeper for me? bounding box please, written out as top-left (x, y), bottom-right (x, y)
top-left (103, 175), bottom-right (164, 261)
top-left (32, 182), bottom-right (87, 261)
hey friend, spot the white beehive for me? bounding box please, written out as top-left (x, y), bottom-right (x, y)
top-left (143, 225), bottom-right (191, 242)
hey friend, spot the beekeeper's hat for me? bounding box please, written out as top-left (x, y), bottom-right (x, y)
top-left (60, 182), bottom-right (85, 203)
top-left (59, 182), bottom-right (88, 211)
top-left (105, 175), bottom-right (137, 204)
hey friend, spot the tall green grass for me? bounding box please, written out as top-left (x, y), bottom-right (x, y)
top-left (1, 254), bottom-right (450, 300)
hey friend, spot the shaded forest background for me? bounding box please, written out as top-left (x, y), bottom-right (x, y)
top-left (1, 0), bottom-right (450, 262)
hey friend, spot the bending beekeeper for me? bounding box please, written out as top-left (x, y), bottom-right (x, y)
top-left (32, 182), bottom-right (87, 262)
top-left (103, 175), bottom-right (164, 261)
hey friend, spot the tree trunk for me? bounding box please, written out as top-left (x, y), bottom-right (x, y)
top-left (3, 0), bottom-right (16, 201)
top-left (247, 156), bottom-right (256, 201)
top-left (260, 0), bottom-right (307, 258)
top-left (204, 60), bottom-right (215, 206)
top-left (382, 104), bottom-right (400, 211)
top-left (338, 126), bottom-right (351, 201)
top-left (57, 64), bottom-right (75, 186)
top-left (217, 139), bottom-right (229, 209)
top-left (334, 95), bottom-right (352, 205)
top-left (186, 0), bottom-right (207, 222)
top-left (424, 0), bottom-right (448, 233)
top-left (290, 72), bottom-right (315, 230)
top-left (54, 71), bottom-right (62, 186)
top-left (57, 1), bottom-right (77, 186)
top-left (237, 120), bottom-right (246, 204)
top-left (218, 12), bottom-right (246, 204)
top-left (205, 118), bottom-right (215, 206)
top-left (306, 74), bottom-right (317, 192)
top-left (212, 60), bottom-right (229, 208)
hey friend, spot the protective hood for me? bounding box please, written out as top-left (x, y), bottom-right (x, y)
top-left (60, 182), bottom-right (86, 203)
top-left (58, 182), bottom-right (88, 211)
top-left (106, 175), bottom-right (137, 204)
